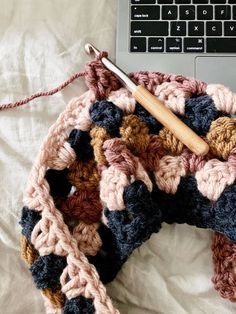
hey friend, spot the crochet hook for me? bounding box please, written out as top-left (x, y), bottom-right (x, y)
top-left (85, 43), bottom-right (209, 156)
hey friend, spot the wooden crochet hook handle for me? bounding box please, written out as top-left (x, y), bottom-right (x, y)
top-left (133, 85), bottom-right (209, 156)
top-left (85, 43), bottom-right (209, 156)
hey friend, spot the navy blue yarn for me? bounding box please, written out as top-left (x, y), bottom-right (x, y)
top-left (213, 184), bottom-right (236, 242)
top-left (19, 206), bottom-right (41, 241)
top-left (89, 100), bottom-right (123, 135)
top-left (183, 95), bottom-right (223, 135)
top-left (63, 296), bottom-right (94, 314)
top-left (88, 254), bottom-right (123, 284)
top-left (45, 168), bottom-right (72, 198)
top-left (151, 176), bottom-right (213, 229)
top-left (30, 254), bottom-right (67, 291)
top-left (151, 176), bottom-right (236, 243)
top-left (134, 103), bottom-right (162, 134)
top-left (68, 129), bottom-right (93, 161)
top-left (104, 180), bottom-right (162, 260)
top-left (88, 224), bottom-right (124, 284)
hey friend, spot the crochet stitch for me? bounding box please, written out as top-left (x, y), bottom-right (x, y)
top-left (18, 53), bottom-right (236, 313)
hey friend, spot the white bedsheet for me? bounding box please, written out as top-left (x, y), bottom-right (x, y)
top-left (0, 1), bottom-right (235, 313)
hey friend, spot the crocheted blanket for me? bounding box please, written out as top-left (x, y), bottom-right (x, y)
top-left (19, 58), bottom-right (236, 314)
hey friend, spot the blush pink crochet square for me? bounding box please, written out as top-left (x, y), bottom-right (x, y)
top-left (18, 53), bottom-right (236, 314)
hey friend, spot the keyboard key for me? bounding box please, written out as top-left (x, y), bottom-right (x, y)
top-left (166, 38), bottom-right (182, 52)
top-left (188, 22), bottom-right (204, 36)
top-left (171, 21), bottom-right (186, 36)
top-left (131, 0), bottom-right (156, 3)
top-left (131, 21), bottom-right (169, 36)
top-left (179, 6), bottom-right (195, 20)
top-left (148, 37), bottom-right (164, 52)
top-left (130, 37), bottom-right (147, 52)
top-left (228, 0), bottom-right (236, 3)
top-left (131, 5), bottom-right (160, 20)
top-left (233, 6), bottom-right (236, 20)
top-left (206, 22), bottom-right (222, 35)
top-left (210, 0), bottom-right (226, 3)
top-left (162, 5), bottom-right (178, 20)
top-left (184, 38), bottom-right (205, 52)
top-left (197, 6), bottom-right (213, 20)
top-left (175, 0), bottom-right (191, 3)
top-left (207, 38), bottom-right (236, 52)
top-left (224, 22), bottom-right (236, 36)
top-left (193, 0), bottom-right (208, 3)
top-left (157, 0), bottom-right (173, 3)
top-left (215, 5), bottom-right (231, 20)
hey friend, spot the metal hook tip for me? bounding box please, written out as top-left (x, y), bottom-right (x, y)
top-left (84, 43), bottom-right (100, 57)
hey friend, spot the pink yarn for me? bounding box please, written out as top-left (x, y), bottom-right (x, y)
top-left (100, 138), bottom-right (152, 210)
top-left (75, 95), bottom-right (94, 131)
top-left (154, 81), bottom-right (187, 115)
top-left (154, 155), bottom-right (186, 194)
top-left (196, 159), bottom-right (236, 201)
top-left (135, 161), bottom-right (153, 192)
top-left (72, 222), bottom-right (102, 256)
top-left (129, 71), bottom-right (207, 96)
top-left (206, 84), bottom-right (236, 114)
top-left (181, 149), bottom-right (209, 173)
top-left (212, 233), bottom-right (236, 301)
top-left (84, 51), bottom-right (121, 100)
top-left (100, 165), bottom-right (130, 210)
top-left (228, 147), bottom-right (236, 175)
top-left (25, 90), bottom-right (120, 314)
top-left (108, 88), bottom-right (136, 114)
top-left (103, 138), bottom-right (137, 176)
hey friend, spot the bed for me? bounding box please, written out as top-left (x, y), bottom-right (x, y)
top-left (0, 1), bottom-right (235, 313)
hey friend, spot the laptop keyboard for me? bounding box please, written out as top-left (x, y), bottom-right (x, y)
top-left (130, 0), bottom-right (236, 53)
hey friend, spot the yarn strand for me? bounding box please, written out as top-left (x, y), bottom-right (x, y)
top-left (0, 51), bottom-right (118, 111)
top-left (0, 71), bottom-right (86, 111)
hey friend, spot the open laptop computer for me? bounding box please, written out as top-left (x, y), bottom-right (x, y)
top-left (116, 0), bottom-right (236, 92)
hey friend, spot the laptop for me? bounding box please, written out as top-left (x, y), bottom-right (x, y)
top-left (116, 0), bottom-right (236, 92)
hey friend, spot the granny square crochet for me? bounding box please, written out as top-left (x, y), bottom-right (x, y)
top-left (19, 55), bottom-right (236, 314)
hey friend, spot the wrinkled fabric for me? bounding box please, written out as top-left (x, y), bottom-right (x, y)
top-left (0, 1), bottom-right (235, 313)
